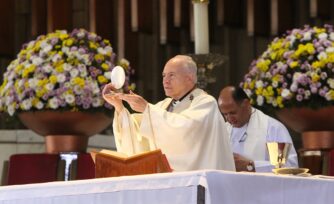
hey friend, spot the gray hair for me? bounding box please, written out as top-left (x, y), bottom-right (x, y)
top-left (174, 55), bottom-right (198, 83)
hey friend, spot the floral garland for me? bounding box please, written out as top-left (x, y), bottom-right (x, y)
top-left (241, 25), bottom-right (334, 109)
top-left (0, 29), bottom-right (134, 116)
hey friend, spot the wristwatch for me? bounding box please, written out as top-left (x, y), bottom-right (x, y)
top-left (246, 160), bottom-right (254, 172)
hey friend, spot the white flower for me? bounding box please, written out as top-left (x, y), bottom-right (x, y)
top-left (325, 92), bottom-right (333, 100)
top-left (48, 97), bottom-right (59, 109)
top-left (272, 81), bottom-right (278, 88)
top-left (327, 78), bottom-right (334, 89)
top-left (7, 105), bottom-right (15, 116)
top-left (289, 35), bottom-right (296, 45)
top-left (97, 47), bottom-right (107, 55)
top-left (330, 32), bottom-right (334, 41)
top-left (22, 98), bottom-right (32, 110)
top-left (318, 33), bottom-right (328, 40)
top-left (73, 85), bottom-right (83, 94)
top-left (272, 99), bottom-right (278, 107)
top-left (61, 46), bottom-right (70, 54)
top-left (63, 63), bottom-right (72, 71)
top-left (41, 43), bottom-right (52, 53)
top-left (5, 96), bottom-right (13, 106)
top-left (281, 89), bottom-right (291, 98)
top-left (45, 83), bottom-right (55, 91)
top-left (64, 82), bottom-right (71, 88)
top-left (70, 69), bottom-right (79, 77)
top-left (28, 79), bottom-right (38, 89)
top-left (80, 70), bottom-right (87, 77)
top-left (52, 54), bottom-right (62, 62)
top-left (255, 80), bottom-right (263, 88)
top-left (57, 74), bottom-right (66, 83)
top-left (326, 47), bottom-right (334, 53)
top-left (256, 95), bottom-right (264, 106)
top-left (303, 32), bottom-right (312, 41)
top-left (35, 101), bottom-right (44, 110)
top-left (43, 64), bottom-right (53, 73)
top-left (104, 71), bottom-right (111, 79)
top-left (105, 46), bottom-right (112, 53)
top-left (77, 31), bottom-right (85, 38)
top-left (317, 51), bottom-right (327, 60)
top-left (92, 97), bottom-right (103, 107)
top-left (32, 57), bottom-right (43, 66)
top-left (82, 55), bottom-right (90, 65)
top-left (64, 94), bottom-right (75, 104)
top-left (292, 72), bottom-right (302, 82)
top-left (304, 90), bottom-right (311, 99)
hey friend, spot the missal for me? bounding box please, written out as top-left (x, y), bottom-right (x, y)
top-left (90, 149), bottom-right (172, 178)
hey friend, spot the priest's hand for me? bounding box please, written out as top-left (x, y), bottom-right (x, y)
top-left (233, 153), bottom-right (255, 172)
top-left (119, 91), bottom-right (148, 113)
top-left (102, 83), bottom-right (124, 113)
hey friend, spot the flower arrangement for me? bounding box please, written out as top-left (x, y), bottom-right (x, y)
top-left (0, 29), bottom-right (135, 116)
top-left (241, 25), bottom-right (334, 110)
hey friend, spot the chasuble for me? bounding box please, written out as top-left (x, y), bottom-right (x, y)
top-left (113, 88), bottom-right (235, 171)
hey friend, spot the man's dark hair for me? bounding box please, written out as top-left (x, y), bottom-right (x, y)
top-left (232, 87), bottom-right (249, 103)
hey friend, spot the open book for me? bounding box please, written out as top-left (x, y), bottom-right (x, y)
top-left (90, 149), bottom-right (172, 178)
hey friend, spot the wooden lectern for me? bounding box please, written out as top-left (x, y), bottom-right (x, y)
top-left (91, 149), bottom-right (172, 178)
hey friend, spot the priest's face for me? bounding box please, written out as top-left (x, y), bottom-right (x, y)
top-left (218, 99), bottom-right (250, 128)
top-left (162, 58), bottom-right (193, 100)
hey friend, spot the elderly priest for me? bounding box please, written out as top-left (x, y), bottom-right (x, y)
top-left (103, 55), bottom-right (235, 171)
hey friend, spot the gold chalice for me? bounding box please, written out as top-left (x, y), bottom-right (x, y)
top-left (267, 142), bottom-right (309, 175)
top-left (267, 142), bottom-right (290, 169)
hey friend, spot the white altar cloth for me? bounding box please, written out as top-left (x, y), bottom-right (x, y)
top-left (0, 170), bottom-right (334, 204)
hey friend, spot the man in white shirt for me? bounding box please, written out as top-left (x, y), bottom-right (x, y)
top-left (218, 86), bottom-right (298, 172)
top-left (102, 55), bottom-right (235, 171)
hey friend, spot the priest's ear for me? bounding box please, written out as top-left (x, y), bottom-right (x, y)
top-left (241, 98), bottom-right (251, 108)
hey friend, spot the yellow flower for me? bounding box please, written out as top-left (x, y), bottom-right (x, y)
top-left (49, 75), bottom-right (57, 84)
top-left (59, 33), bottom-right (69, 40)
top-left (101, 63), bottom-right (109, 70)
top-left (256, 59), bottom-right (271, 72)
top-left (94, 54), bottom-right (104, 62)
top-left (64, 38), bottom-right (74, 47)
top-left (311, 61), bottom-right (324, 69)
top-left (36, 89), bottom-right (47, 98)
top-left (255, 87), bottom-right (263, 95)
top-left (314, 27), bottom-right (326, 34)
top-left (72, 77), bottom-right (85, 87)
top-left (305, 43), bottom-right (315, 54)
top-left (326, 90), bottom-right (334, 100)
top-left (311, 73), bottom-right (320, 82)
top-left (89, 41), bottom-right (98, 50)
top-left (97, 75), bottom-right (108, 84)
top-left (289, 61), bottom-right (299, 68)
top-left (55, 62), bottom-right (64, 73)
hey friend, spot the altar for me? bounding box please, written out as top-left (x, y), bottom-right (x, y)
top-left (0, 170), bottom-right (334, 204)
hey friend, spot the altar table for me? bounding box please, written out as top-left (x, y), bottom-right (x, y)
top-left (0, 170), bottom-right (334, 204)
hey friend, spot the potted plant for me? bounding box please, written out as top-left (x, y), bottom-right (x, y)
top-left (0, 28), bottom-right (134, 153)
top-left (241, 25), bottom-right (334, 149)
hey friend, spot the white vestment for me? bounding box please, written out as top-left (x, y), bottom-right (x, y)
top-left (226, 108), bottom-right (299, 172)
top-left (113, 88), bottom-right (235, 171)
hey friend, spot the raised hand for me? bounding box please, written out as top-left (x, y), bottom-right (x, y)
top-left (102, 83), bottom-right (124, 113)
top-left (119, 91), bottom-right (148, 113)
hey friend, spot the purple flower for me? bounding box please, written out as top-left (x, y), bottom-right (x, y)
top-left (296, 94), bottom-right (303, 102)
top-left (319, 89), bottom-right (327, 97)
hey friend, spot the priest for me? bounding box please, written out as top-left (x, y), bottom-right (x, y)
top-left (218, 86), bottom-right (298, 172)
top-left (102, 55), bottom-right (235, 171)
